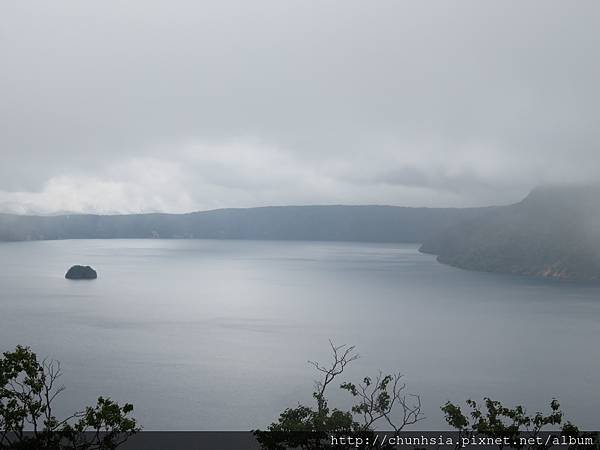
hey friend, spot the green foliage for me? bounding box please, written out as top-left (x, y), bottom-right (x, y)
top-left (0, 345), bottom-right (139, 449)
top-left (257, 342), bottom-right (594, 450)
top-left (340, 373), bottom-right (422, 433)
top-left (420, 185), bottom-right (600, 281)
top-left (255, 342), bottom-right (423, 449)
top-left (442, 397), bottom-right (592, 450)
top-left (255, 402), bottom-right (359, 450)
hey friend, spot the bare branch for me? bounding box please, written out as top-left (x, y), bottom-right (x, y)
top-left (308, 340), bottom-right (359, 412)
top-left (347, 370), bottom-right (424, 432)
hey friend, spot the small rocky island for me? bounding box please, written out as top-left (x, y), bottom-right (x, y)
top-left (65, 265), bottom-right (98, 280)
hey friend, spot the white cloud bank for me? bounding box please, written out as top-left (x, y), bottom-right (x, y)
top-left (1, 1), bottom-right (599, 213)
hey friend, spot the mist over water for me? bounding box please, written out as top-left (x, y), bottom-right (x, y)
top-left (1, 239), bottom-right (599, 430)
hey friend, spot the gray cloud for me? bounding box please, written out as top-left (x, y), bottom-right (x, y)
top-left (1, 1), bottom-right (599, 213)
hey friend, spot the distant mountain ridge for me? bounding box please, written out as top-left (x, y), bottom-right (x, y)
top-left (4, 187), bottom-right (598, 281)
top-left (420, 185), bottom-right (600, 281)
top-left (0, 205), bottom-right (489, 243)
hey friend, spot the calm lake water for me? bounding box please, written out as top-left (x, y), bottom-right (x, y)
top-left (1, 239), bottom-right (599, 430)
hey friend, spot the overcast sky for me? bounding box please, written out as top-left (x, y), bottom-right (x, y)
top-left (1, 1), bottom-right (599, 214)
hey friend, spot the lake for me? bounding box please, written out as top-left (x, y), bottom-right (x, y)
top-left (1, 239), bottom-right (599, 430)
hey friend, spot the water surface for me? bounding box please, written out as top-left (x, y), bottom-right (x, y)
top-left (1, 239), bottom-right (598, 429)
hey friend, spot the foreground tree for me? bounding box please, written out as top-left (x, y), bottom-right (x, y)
top-left (255, 341), bottom-right (424, 449)
top-left (256, 342), bottom-right (594, 450)
top-left (0, 345), bottom-right (139, 450)
top-left (442, 397), bottom-right (593, 450)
